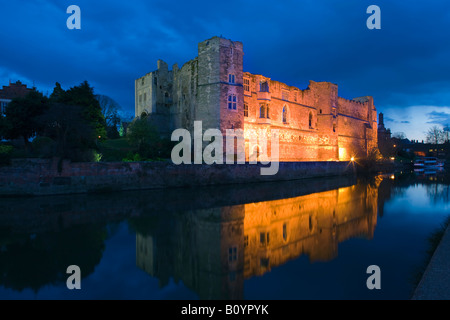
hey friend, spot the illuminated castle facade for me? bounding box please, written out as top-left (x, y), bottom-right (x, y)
top-left (135, 36), bottom-right (378, 161)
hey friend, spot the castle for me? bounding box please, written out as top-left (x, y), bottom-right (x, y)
top-left (135, 36), bottom-right (378, 161)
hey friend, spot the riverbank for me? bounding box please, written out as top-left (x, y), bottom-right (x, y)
top-left (412, 219), bottom-right (450, 300)
top-left (0, 158), bottom-right (356, 196)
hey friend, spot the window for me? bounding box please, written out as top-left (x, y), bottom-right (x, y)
top-left (309, 112), bottom-right (313, 128)
top-left (228, 247), bottom-right (237, 262)
top-left (260, 81), bottom-right (269, 92)
top-left (244, 103), bottom-right (248, 117)
top-left (293, 92), bottom-right (297, 102)
top-left (154, 77), bottom-right (157, 86)
top-left (228, 74), bottom-right (235, 84)
top-left (141, 78), bottom-right (144, 85)
top-left (333, 123), bottom-right (336, 132)
top-left (244, 235), bottom-right (249, 248)
top-left (228, 94), bottom-right (237, 110)
top-left (139, 94), bottom-right (142, 103)
top-left (244, 78), bottom-right (250, 92)
top-left (260, 232), bottom-right (270, 246)
top-left (260, 258), bottom-right (270, 268)
top-left (144, 93), bottom-right (147, 101)
top-left (260, 104), bottom-right (270, 118)
top-left (282, 106), bottom-right (287, 123)
top-left (0, 101), bottom-right (8, 114)
top-left (283, 223), bottom-right (287, 241)
top-left (282, 90), bottom-right (289, 101)
top-left (259, 104), bottom-right (266, 118)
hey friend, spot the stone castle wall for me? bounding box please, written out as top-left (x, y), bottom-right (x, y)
top-left (135, 36), bottom-right (378, 161)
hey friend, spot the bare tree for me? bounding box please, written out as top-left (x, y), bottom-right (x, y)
top-left (95, 94), bottom-right (121, 128)
top-left (425, 125), bottom-right (444, 145)
top-left (443, 125), bottom-right (450, 143)
top-left (392, 132), bottom-right (406, 140)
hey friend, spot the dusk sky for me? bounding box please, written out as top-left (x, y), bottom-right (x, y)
top-left (1, 0), bottom-right (450, 141)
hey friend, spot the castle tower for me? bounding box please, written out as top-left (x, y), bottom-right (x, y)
top-left (197, 37), bottom-right (244, 133)
top-left (310, 81), bottom-right (339, 160)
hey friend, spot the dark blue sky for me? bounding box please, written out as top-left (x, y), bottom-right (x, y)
top-left (1, 0), bottom-right (450, 140)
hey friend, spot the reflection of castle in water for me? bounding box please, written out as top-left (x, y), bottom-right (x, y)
top-left (136, 181), bottom-right (379, 299)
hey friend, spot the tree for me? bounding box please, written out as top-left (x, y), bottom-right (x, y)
top-left (39, 102), bottom-right (96, 161)
top-left (3, 90), bottom-right (48, 151)
top-left (38, 82), bottom-right (107, 161)
top-left (0, 115), bottom-right (6, 140)
top-left (425, 125), bottom-right (444, 145)
top-left (95, 94), bottom-right (122, 139)
top-left (95, 95), bottom-right (121, 127)
top-left (443, 125), bottom-right (450, 143)
top-left (127, 117), bottom-right (159, 159)
top-left (50, 81), bottom-right (107, 140)
top-left (392, 132), bottom-right (406, 140)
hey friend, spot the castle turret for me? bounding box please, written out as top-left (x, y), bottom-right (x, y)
top-left (197, 37), bottom-right (244, 133)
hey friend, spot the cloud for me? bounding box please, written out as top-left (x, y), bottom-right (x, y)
top-left (425, 111), bottom-right (450, 126)
top-left (1, 0), bottom-right (450, 123)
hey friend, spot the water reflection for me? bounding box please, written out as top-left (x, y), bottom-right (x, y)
top-left (0, 172), bottom-right (449, 299)
top-left (134, 180), bottom-right (380, 299)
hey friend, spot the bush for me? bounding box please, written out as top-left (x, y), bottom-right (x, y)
top-left (123, 152), bottom-right (144, 162)
top-left (0, 145), bottom-right (14, 166)
top-left (32, 136), bottom-right (56, 158)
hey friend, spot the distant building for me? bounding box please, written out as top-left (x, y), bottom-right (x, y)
top-left (0, 80), bottom-right (33, 114)
top-left (377, 112), bottom-right (393, 157)
top-left (135, 36), bottom-right (378, 162)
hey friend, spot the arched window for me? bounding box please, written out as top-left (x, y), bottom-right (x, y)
top-left (309, 112), bottom-right (313, 128)
top-left (282, 106), bottom-right (287, 123)
top-left (260, 104), bottom-right (266, 118)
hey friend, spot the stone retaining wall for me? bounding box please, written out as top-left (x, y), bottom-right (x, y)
top-left (0, 158), bottom-right (355, 196)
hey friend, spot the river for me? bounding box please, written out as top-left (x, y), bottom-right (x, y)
top-left (0, 171), bottom-right (448, 300)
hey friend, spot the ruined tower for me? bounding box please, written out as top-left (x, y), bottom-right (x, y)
top-left (197, 37), bottom-right (244, 133)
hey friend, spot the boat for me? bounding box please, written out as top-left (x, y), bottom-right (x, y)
top-left (413, 157), bottom-right (445, 175)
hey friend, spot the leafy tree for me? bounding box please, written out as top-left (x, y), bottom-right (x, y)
top-left (50, 81), bottom-right (107, 140)
top-left (39, 102), bottom-right (96, 161)
top-left (0, 225), bottom-right (107, 293)
top-left (0, 115), bottom-right (6, 140)
top-left (3, 90), bottom-right (48, 151)
top-left (127, 117), bottom-right (159, 158)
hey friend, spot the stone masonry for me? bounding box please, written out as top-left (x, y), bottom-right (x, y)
top-left (135, 36), bottom-right (378, 161)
